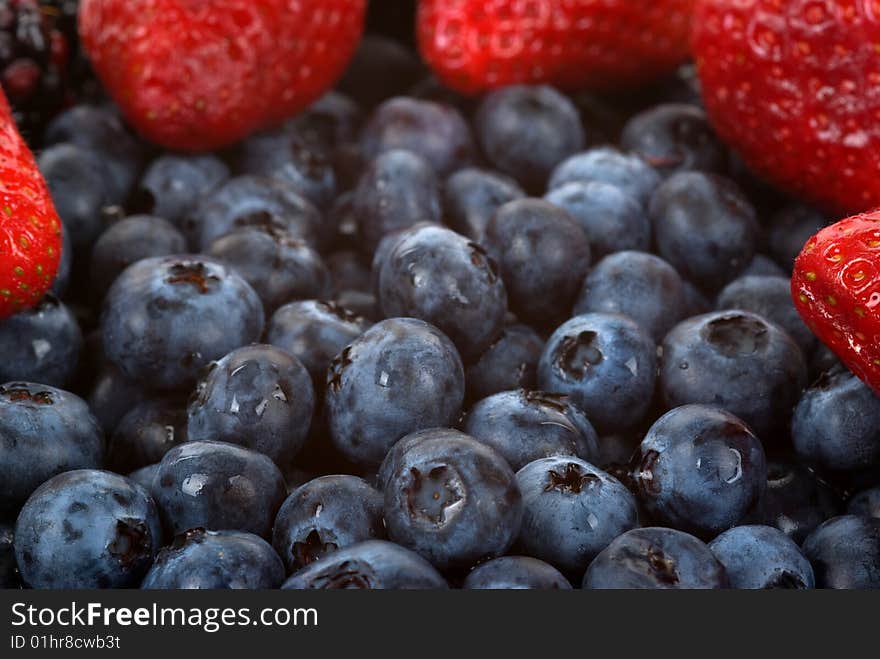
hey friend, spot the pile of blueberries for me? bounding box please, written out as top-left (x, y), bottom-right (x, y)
top-left (2, 35), bottom-right (879, 590)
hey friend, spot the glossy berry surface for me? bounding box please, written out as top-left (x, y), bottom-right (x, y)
top-left (462, 556), bottom-right (571, 590)
top-left (709, 525), bottom-right (815, 589)
top-left (464, 324), bottom-right (543, 403)
top-left (801, 515), bottom-right (880, 589)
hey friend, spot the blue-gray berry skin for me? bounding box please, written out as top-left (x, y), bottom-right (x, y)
top-left (185, 175), bottom-right (324, 252)
top-left (444, 167), bottom-right (525, 241)
top-left (50, 223), bottom-right (72, 297)
top-left (802, 515), bottom-right (880, 589)
top-left (377, 224), bottom-right (507, 360)
top-left (14, 470), bottom-right (162, 589)
top-left (649, 172), bottom-right (759, 292)
top-left (537, 313), bottom-right (657, 434)
top-left (574, 251), bottom-right (687, 342)
top-left (107, 398), bottom-right (186, 475)
top-left (465, 324), bottom-right (543, 403)
top-left (767, 203), bottom-right (829, 271)
top-left (128, 464), bottom-right (160, 491)
top-left (186, 344), bottom-right (315, 465)
top-left (266, 300), bottom-right (370, 390)
top-left (545, 181), bottom-right (650, 259)
top-left (325, 318), bottom-right (464, 467)
top-left (136, 153), bottom-right (230, 227)
top-left (548, 147), bottom-right (662, 205)
top-left (273, 475), bottom-right (385, 574)
top-left (635, 405), bottom-right (767, 538)
top-left (742, 255), bottom-right (787, 279)
top-left (791, 369), bottom-right (880, 472)
top-left (101, 256), bottom-right (265, 392)
top-left (360, 97), bottom-right (475, 177)
top-left (475, 85), bottom-right (585, 192)
top-left (287, 91), bottom-right (363, 152)
top-left (150, 441), bottom-right (287, 539)
top-left (0, 295), bottom-right (82, 387)
top-left (281, 540), bottom-right (448, 590)
top-left (381, 430), bottom-right (523, 571)
top-left (709, 525), bottom-right (815, 589)
top-left (0, 523), bottom-right (19, 588)
top-left (463, 390), bottom-right (600, 471)
top-left (516, 456), bottom-right (638, 575)
top-left (716, 275), bottom-right (816, 355)
top-left (848, 487), bottom-right (880, 519)
top-left (0, 383), bottom-right (104, 520)
top-left (353, 149), bottom-right (442, 255)
top-left (584, 527), bottom-right (729, 589)
top-left (87, 366), bottom-right (148, 435)
top-left (620, 104), bottom-right (727, 178)
top-left (484, 199), bottom-right (590, 328)
top-left (462, 556), bottom-right (572, 590)
top-left (141, 529), bottom-right (285, 590)
top-left (659, 311), bottom-right (808, 440)
top-left (90, 215), bottom-right (188, 296)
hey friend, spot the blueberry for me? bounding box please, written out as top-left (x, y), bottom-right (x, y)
top-left (465, 324), bottom-right (544, 403)
top-left (141, 529), bottom-right (285, 590)
top-left (14, 470), bottom-right (161, 589)
top-left (325, 318), bottom-right (464, 466)
top-left (186, 344), bottom-right (314, 465)
top-left (709, 525), bottom-right (815, 589)
top-left (0, 295), bottom-right (82, 387)
top-left (287, 91), bottom-right (363, 152)
top-left (573, 251), bottom-right (687, 342)
top-left (37, 143), bottom-right (112, 251)
top-left (87, 366), bottom-right (148, 435)
top-left (620, 104), bottom-right (727, 177)
top-left (681, 280), bottom-right (712, 317)
top-left (544, 181), bottom-right (650, 259)
top-left (150, 440), bottom-right (287, 539)
top-left (716, 275), bottom-right (816, 355)
top-left (273, 475), bottom-right (385, 574)
top-left (475, 85), bottom-right (585, 191)
top-left (107, 398), bottom-right (186, 475)
top-left (0, 383), bottom-right (103, 519)
top-left (326, 250), bottom-right (371, 293)
top-left (484, 199), bottom-right (590, 327)
top-left (90, 215), bottom-right (188, 296)
top-left (377, 225), bottom-right (507, 360)
top-left (767, 204), bottom-right (829, 271)
top-left (659, 311), bottom-right (808, 439)
top-left (810, 344), bottom-right (842, 381)
top-left (516, 456), bottom-right (638, 575)
top-left (266, 300), bottom-right (369, 390)
top-left (649, 172), bottom-right (759, 292)
top-left (583, 527), bottom-right (729, 589)
top-left (352, 149), bottom-right (441, 255)
top-left (44, 104), bottom-right (143, 203)
top-left (464, 390), bottom-right (600, 471)
top-left (360, 97), bottom-right (475, 176)
top-left (50, 223), bottom-right (72, 298)
top-left (101, 256), bottom-right (265, 391)
top-left (135, 154), bottom-right (230, 227)
top-left (537, 313), bottom-right (657, 434)
top-left (462, 556), bottom-right (572, 590)
top-left (381, 429), bottom-right (522, 571)
top-left (742, 255), bottom-right (788, 278)
top-left (635, 405), bottom-right (767, 536)
top-left (791, 369), bottom-right (880, 472)
top-left (128, 464), bottom-right (160, 491)
top-left (548, 147), bottom-right (661, 205)
top-left (338, 36), bottom-right (426, 110)
top-left (185, 175), bottom-right (323, 252)
top-left (0, 523), bottom-right (18, 588)
top-left (444, 167), bottom-right (525, 241)
top-left (281, 540), bottom-right (447, 590)
top-left (207, 226), bottom-right (331, 312)
top-left (239, 129), bottom-right (336, 208)
top-left (848, 487), bottom-right (880, 518)
top-left (747, 463), bottom-right (841, 544)
top-left (802, 515), bottom-right (880, 589)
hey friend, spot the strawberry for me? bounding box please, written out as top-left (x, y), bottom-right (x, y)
top-left (416, 0), bottom-right (695, 95)
top-left (694, 0), bottom-right (880, 215)
top-left (0, 89), bottom-right (62, 319)
top-left (79, 0), bottom-right (367, 151)
top-left (793, 212), bottom-right (880, 393)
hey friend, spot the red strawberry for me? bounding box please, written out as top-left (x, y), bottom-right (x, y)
top-left (416, 0), bottom-right (695, 95)
top-left (694, 0), bottom-right (880, 215)
top-left (793, 212), bottom-right (880, 392)
top-left (79, 0), bottom-right (367, 151)
top-left (0, 90), bottom-right (62, 319)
